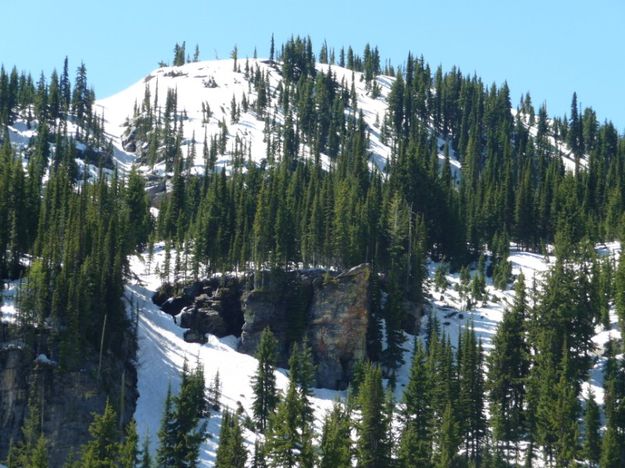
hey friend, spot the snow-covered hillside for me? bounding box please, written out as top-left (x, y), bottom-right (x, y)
top-left (121, 241), bottom-right (622, 466)
top-left (96, 58), bottom-right (396, 175)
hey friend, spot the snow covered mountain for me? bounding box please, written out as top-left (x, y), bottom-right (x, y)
top-left (94, 58), bottom-right (590, 184)
top-left (96, 58), bottom-right (419, 175)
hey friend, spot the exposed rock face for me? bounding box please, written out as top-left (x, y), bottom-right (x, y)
top-left (0, 338), bottom-right (28, 457)
top-left (307, 264), bottom-right (371, 390)
top-left (401, 299), bottom-right (424, 334)
top-left (155, 264), bottom-right (418, 391)
top-left (157, 278), bottom-right (245, 343)
top-left (239, 288), bottom-right (289, 358)
top-left (0, 323), bottom-right (137, 466)
top-left (239, 270), bottom-right (316, 366)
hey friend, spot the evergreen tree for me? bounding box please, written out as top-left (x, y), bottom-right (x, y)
top-left (436, 402), bottom-right (460, 468)
top-left (487, 273), bottom-right (529, 458)
top-left (583, 390), bottom-right (601, 466)
top-left (79, 401), bottom-right (121, 467)
top-left (252, 327), bottom-right (279, 432)
top-left (264, 380), bottom-right (308, 468)
top-left (319, 404), bottom-right (352, 468)
top-left (355, 363), bottom-right (391, 467)
top-left (156, 385), bottom-right (177, 466)
top-left (120, 419), bottom-right (139, 468)
top-left (215, 411), bottom-right (247, 468)
top-left (140, 435), bottom-right (153, 468)
top-left (400, 340), bottom-right (432, 467)
top-left (600, 421), bottom-right (621, 468)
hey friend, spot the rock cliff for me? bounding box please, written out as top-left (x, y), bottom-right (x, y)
top-left (0, 323), bottom-right (137, 466)
top-left (154, 264), bottom-right (418, 391)
top-left (307, 264), bottom-right (371, 389)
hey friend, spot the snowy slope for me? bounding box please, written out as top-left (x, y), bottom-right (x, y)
top-left (123, 241), bottom-right (622, 465)
top-left (125, 244), bottom-right (341, 465)
top-left (96, 58), bottom-right (398, 176)
top-left (95, 58), bottom-right (590, 184)
top-left (424, 242), bottom-right (622, 409)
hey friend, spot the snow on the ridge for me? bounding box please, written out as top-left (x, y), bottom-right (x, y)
top-left (512, 108), bottom-right (589, 173)
top-left (96, 59), bottom-right (397, 176)
top-left (317, 63), bottom-right (393, 171)
top-left (126, 244), bottom-right (341, 465)
top-left (97, 59), bottom-right (288, 174)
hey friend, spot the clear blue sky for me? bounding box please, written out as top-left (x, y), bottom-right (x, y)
top-left (2, 0), bottom-right (623, 129)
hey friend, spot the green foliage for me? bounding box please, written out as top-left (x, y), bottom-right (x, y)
top-left (400, 341), bottom-right (432, 467)
top-left (215, 411), bottom-right (247, 468)
top-left (583, 390), bottom-right (601, 466)
top-left (252, 328), bottom-right (278, 432)
top-left (355, 363), bottom-right (391, 467)
top-left (157, 362), bottom-right (207, 467)
top-left (319, 404), bottom-right (352, 468)
top-left (434, 263), bottom-right (449, 292)
top-left (78, 401), bottom-right (121, 467)
top-left (487, 273), bottom-right (529, 453)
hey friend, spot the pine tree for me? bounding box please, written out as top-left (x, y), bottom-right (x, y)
top-left (79, 401), bottom-right (121, 467)
top-left (436, 402), bottom-right (460, 468)
top-left (120, 419), bottom-right (139, 468)
top-left (252, 440), bottom-right (267, 468)
top-left (400, 340), bottom-right (432, 467)
top-left (288, 341), bottom-right (316, 426)
top-left (29, 436), bottom-right (49, 468)
top-left (215, 411), bottom-right (247, 468)
top-left (264, 380), bottom-right (305, 468)
top-left (615, 250), bottom-right (625, 329)
top-left (156, 385), bottom-right (177, 467)
top-left (600, 421), bottom-right (621, 468)
top-left (139, 435), bottom-right (152, 468)
top-left (319, 404), bottom-right (352, 468)
top-left (252, 327), bottom-right (279, 432)
top-left (487, 273), bottom-right (529, 458)
top-left (355, 363), bottom-right (391, 467)
top-left (583, 390), bottom-right (601, 466)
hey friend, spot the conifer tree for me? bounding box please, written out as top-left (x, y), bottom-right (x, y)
top-left (319, 404), bottom-right (352, 468)
top-left (79, 401), bottom-right (121, 467)
top-left (355, 363), bottom-right (391, 467)
top-left (156, 385), bottom-right (177, 466)
top-left (600, 420), bottom-right (621, 468)
top-left (400, 340), bottom-right (432, 467)
top-left (265, 380), bottom-right (308, 468)
top-left (252, 327), bottom-right (279, 432)
top-left (436, 402), bottom-right (460, 468)
top-left (583, 390), bottom-right (601, 466)
top-left (488, 273), bottom-right (529, 457)
top-left (215, 411), bottom-right (247, 468)
top-left (120, 419), bottom-right (139, 468)
top-left (139, 435), bottom-right (152, 468)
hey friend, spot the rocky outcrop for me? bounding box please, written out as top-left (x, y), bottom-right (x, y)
top-left (156, 278), bottom-right (245, 344)
top-left (155, 264), bottom-right (419, 391)
top-left (0, 338), bottom-right (29, 457)
top-left (0, 323), bottom-right (137, 466)
top-left (239, 269), bottom-right (317, 366)
top-left (307, 264), bottom-right (371, 390)
top-left (401, 299), bottom-right (424, 334)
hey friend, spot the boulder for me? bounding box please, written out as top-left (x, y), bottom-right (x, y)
top-left (160, 296), bottom-right (187, 317)
top-left (183, 329), bottom-right (207, 344)
top-left (152, 283), bottom-right (174, 307)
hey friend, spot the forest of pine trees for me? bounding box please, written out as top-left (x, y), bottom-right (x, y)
top-left (2, 35), bottom-right (625, 466)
